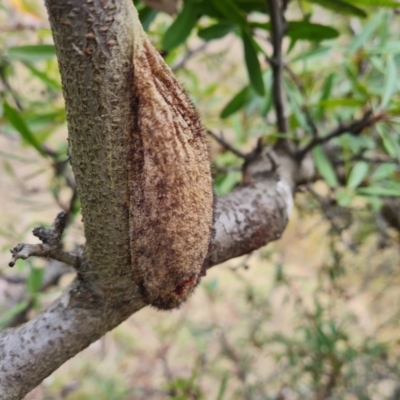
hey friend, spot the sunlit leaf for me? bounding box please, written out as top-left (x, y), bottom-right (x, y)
top-left (346, 0), bottom-right (400, 7)
top-left (347, 10), bottom-right (384, 54)
top-left (347, 161), bottom-right (369, 189)
top-left (312, 145), bottom-right (338, 187)
top-left (381, 53), bottom-right (397, 109)
top-left (357, 186), bottom-right (400, 196)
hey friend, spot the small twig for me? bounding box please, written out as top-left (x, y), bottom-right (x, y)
top-left (267, 0), bottom-right (288, 138)
top-left (8, 212), bottom-right (81, 269)
top-left (171, 42), bottom-right (208, 72)
top-left (207, 130), bottom-right (248, 159)
top-left (296, 110), bottom-right (377, 160)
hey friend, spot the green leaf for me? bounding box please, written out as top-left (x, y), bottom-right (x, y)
top-left (0, 301), bottom-right (29, 328)
top-left (347, 161), bottom-right (369, 189)
top-left (7, 44), bottom-right (56, 62)
top-left (220, 86), bottom-right (250, 118)
top-left (210, 0), bottom-right (246, 25)
top-left (27, 266), bottom-right (44, 295)
top-left (138, 6), bottom-right (158, 31)
top-left (305, 0), bottom-right (367, 17)
top-left (381, 53), bottom-right (397, 109)
top-left (241, 30), bottom-right (265, 96)
top-left (216, 373), bottom-right (229, 400)
top-left (312, 145), bottom-right (338, 187)
top-left (316, 73), bottom-right (335, 119)
top-left (162, 2), bottom-right (198, 51)
top-left (215, 171), bottom-right (241, 196)
top-left (346, 0), bottom-right (400, 7)
top-left (357, 186), bottom-right (400, 196)
top-left (198, 22), bottom-right (236, 41)
top-left (22, 62), bottom-right (61, 90)
top-left (371, 163), bottom-right (396, 181)
top-left (3, 102), bottom-right (45, 157)
top-left (347, 11), bottom-right (384, 54)
top-left (290, 46), bottom-right (331, 63)
top-left (234, 0), bottom-right (269, 13)
top-left (318, 98), bottom-right (365, 107)
top-left (287, 21), bottom-right (339, 41)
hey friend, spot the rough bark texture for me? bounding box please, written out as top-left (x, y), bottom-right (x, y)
top-left (0, 0), bottom-right (296, 398)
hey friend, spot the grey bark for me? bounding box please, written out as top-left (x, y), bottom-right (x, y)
top-left (0, 0), bottom-right (297, 398)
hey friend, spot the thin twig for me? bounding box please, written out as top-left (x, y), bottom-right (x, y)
top-left (8, 212), bottom-right (81, 269)
top-left (207, 130), bottom-right (248, 159)
top-left (296, 110), bottom-right (376, 160)
top-left (171, 42), bottom-right (208, 72)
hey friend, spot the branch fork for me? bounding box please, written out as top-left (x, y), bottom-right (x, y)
top-left (9, 211), bottom-right (81, 269)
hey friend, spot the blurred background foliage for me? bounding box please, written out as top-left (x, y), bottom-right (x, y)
top-left (1, 0), bottom-right (400, 398)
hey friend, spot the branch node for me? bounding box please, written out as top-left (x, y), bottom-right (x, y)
top-left (32, 211), bottom-right (68, 245)
top-left (8, 212), bottom-right (81, 269)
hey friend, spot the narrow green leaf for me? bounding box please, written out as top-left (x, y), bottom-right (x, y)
top-left (3, 102), bottom-right (45, 156)
top-left (138, 6), bottom-right (158, 31)
top-left (312, 145), bottom-right (338, 187)
top-left (347, 11), bottom-right (384, 54)
top-left (287, 21), bottom-right (339, 41)
top-left (198, 22), bottom-right (236, 41)
top-left (305, 0), bottom-right (367, 17)
top-left (381, 54), bottom-right (397, 109)
top-left (234, 0), bottom-right (269, 13)
top-left (290, 46), bottom-right (331, 63)
top-left (27, 266), bottom-right (44, 295)
top-left (316, 73), bottom-right (335, 119)
top-left (7, 44), bottom-right (56, 62)
top-left (215, 171), bottom-right (241, 195)
top-left (216, 373), bottom-right (229, 400)
top-left (347, 161), bottom-right (369, 189)
top-left (0, 301), bottom-right (29, 328)
top-left (162, 2), bottom-right (198, 51)
top-left (22, 62), bottom-right (61, 90)
top-left (210, 0), bottom-right (246, 25)
top-left (241, 30), bottom-right (265, 96)
top-left (318, 98), bottom-right (365, 107)
top-left (346, 0), bottom-right (400, 7)
top-left (371, 163), bottom-right (396, 181)
top-left (220, 86), bottom-right (249, 118)
top-left (357, 186), bottom-right (400, 196)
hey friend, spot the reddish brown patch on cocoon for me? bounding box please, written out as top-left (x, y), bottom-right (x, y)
top-left (128, 38), bottom-right (214, 310)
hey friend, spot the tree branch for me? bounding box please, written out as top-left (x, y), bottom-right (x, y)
top-left (296, 110), bottom-right (376, 160)
top-left (267, 0), bottom-right (288, 137)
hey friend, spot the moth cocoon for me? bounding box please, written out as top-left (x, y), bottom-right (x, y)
top-left (128, 32), bottom-right (214, 310)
